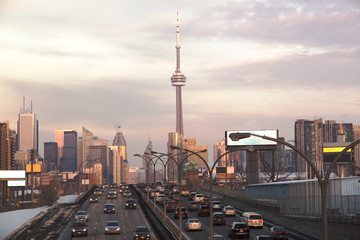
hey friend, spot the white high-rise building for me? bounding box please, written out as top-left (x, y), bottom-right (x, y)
top-left (17, 97), bottom-right (38, 152)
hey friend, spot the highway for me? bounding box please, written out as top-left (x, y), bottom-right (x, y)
top-left (59, 187), bottom-right (158, 240)
top-left (140, 186), bottom-right (290, 240)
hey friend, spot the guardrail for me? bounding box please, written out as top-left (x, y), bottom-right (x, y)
top-left (131, 185), bottom-right (191, 240)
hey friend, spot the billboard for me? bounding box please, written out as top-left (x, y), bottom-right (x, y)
top-left (0, 170), bottom-right (26, 180)
top-left (225, 130), bottom-right (278, 150)
top-left (8, 180), bottom-right (26, 187)
top-left (26, 164), bottom-right (42, 173)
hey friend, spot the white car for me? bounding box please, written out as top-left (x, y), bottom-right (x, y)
top-left (223, 205), bottom-right (236, 216)
top-left (124, 189), bottom-right (132, 197)
top-left (155, 194), bottom-right (164, 203)
top-left (242, 212), bottom-right (263, 228)
top-left (185, 218), bottom-right (202, 231)
top-left (194, 194), bottom-right (204, 202)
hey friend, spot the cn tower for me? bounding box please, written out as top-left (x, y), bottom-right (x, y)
top-left (171, 12), bottom-right (186, 136)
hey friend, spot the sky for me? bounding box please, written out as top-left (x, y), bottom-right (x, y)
top-left (1, 0), bottom-right (360, 167)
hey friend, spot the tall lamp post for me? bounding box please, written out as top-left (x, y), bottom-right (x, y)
top-left (152, 149), bottom-right (207, 240)
top-left (171, 145), bottom-right (239, 240)
top-left (150, 152), bottom-right (172, 221)
top-left (229, 132), bottom-right (360, 240)
top-left (77, 158), bottom-right (102, 197)
top-left (134, 154), bottom-right (155, 202)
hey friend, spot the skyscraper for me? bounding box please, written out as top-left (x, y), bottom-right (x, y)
top-left (44, 142), bottom-right (58, 171)
top-left (17, 97), bottom-right (38, 152)
top-left (112, 126), bottom-right (128, 183)
top-left (0, 121), bottom-right (15, 170)
top-left (55, 129), bottom-right (77, 172)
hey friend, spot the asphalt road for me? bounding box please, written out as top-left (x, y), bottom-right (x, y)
top-left (59, 187), bottom-right (157, 240)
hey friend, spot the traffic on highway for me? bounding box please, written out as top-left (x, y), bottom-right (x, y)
top-left (59, 183), bottom-right (157, 239)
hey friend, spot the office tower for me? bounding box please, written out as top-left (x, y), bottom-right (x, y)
top-left (112, 126), bottom-right (128, 183)
top-left (55, 129), bottom-right (77, 172)
top-left (324, 120), bottom-right (353, 143)
top-left (143, 140), bottom-right (153, 183)
top-left (294, 118), bottom-right (324, 175)
top-left (44, 142), bottom-right (58, 171)
top-left (182, 138), bottom-right (208, 169)
top-left (17, 98), bottom-right (38, 152)
top-left (109, 146), bottom-right (121, 184)
top-left (167, 132), bottom-right (180, 183)
top-left (213, 141), bottom-right (227, 166)
top-left (77, 127), bottom-right (94, 171)
top-left (1, 121), bottom-right (15, 170)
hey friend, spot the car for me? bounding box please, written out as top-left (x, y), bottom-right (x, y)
top-left (71, 221), bottom-right (88, 237)
top-left (254, 235), bottom-right (272, 240)
top-left (109, 189), bottom-right (117, 194)
top-left (228, 222), bottom-right (250, 239)
top-left (198, 205), bottom-right (210, 217)
top-left (223, 205), bottom-right (236, 216)
top-left (104, 204), bottom-right (115, 213)
top-left (171, 192), bottom-right (180, 201)
top-left (212, 201), bottom-right (222, 212)
top-left (188, 192), bottom-right (197, 200)
top-left (124, 189), bottom-right (132, 197)
top-left (134, 226), bottom-right (151, 240)
top-left (110, 183), bottom-right (117, 188)
top-left (105, 221), bottom-right (120, 234)
top-left (125, 199), bottom-right (137, 209)
top-left (242, 212), bottom-right (263, 228)
top-left (108, 192), bottom-right (117, 199)
top-left (180, 188), bottom-right (190, 196)
top-left (174, 207), bottom-right (188, 219)
top-left (188, 201), bottom-right (201, 211)
top-left (213, 212), bottom-right (226, 225)
top-left (194, 194), bottom-right (204, 202)
top-left (94, 188), bottom-right (102, 196)
top-left (155, 194), bottom-right (164, 203)
top-left (201, 197), bottom-right (211, 206)
top-left (89, 196), bottom-right (99, 203)
top-left (209, 235), bottom-right (225, 240)
top-left (166, 200), bottom-right (178, 212)
top-left (269, 226), bottom-right (289, 240)
top-left (75, 211), bottom-right (89, 222)
top-left (173, 186), bottom-right (179, 192)
top-left (185, 218), bottom-right (202, 231)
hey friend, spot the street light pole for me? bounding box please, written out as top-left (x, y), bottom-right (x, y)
top-left (229, 132), bottom-right (360, 240)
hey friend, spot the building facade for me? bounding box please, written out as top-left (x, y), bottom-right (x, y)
top-left (44, 142), bottom-right (58, 172)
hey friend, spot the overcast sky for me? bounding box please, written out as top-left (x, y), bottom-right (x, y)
top-left (1, 0), bottom-right (359, 167)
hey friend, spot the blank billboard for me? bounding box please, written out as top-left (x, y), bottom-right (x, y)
top-left (8, 180), bottom-right (26, 187)
top-left (0, 170), bottom-right (26, 180)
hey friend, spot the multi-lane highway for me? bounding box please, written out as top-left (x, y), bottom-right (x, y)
top-left (140, 186), bottom-right (288, 240)
top-left (59, 186), bottom-right (157, 240)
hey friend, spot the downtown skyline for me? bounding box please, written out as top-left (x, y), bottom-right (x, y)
top-left (1, 0), bottom-right (359, 166)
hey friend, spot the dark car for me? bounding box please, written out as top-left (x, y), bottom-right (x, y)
top-left (104, 203), bottom-right (115, 213)
top-left (89, 195), bottom-right (99, 203)
top-left (108, 192), bottom-right (117, 199)
top-left (134, 226), bottom-right (151, 240)
top-left (166, 200), bottom-right (178, 212)
top-left (198, 205), bottom-right (210, 217)
top-left (94, 188), bottom-right (102, 196)
top-left (174, 207), bottom-right (188, 219)
top-left (71, 221), bottom-right (88, 237)
top-left (105, 221), bottom-right (120, 234)
top-left (188, 201), bottom-right (200, 211)
top-left (110, 183), bottom-right (117, 188)
top-left (126, 199), bottom-right (137, 209)
top-left (75, 211), bottom-right (89, 222)
top-left (270, 226), bottom-right (289, 240)
top-left (201, 197), bottom-right (211, 206)
top-left (213, 212), bottom-right (226, 225)
top-left (180, 188), bottom-right (190, 196)
top-left (171, 192), bottom-right (180, 201)
top-left (228, 222), bottom-right (250, 239)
